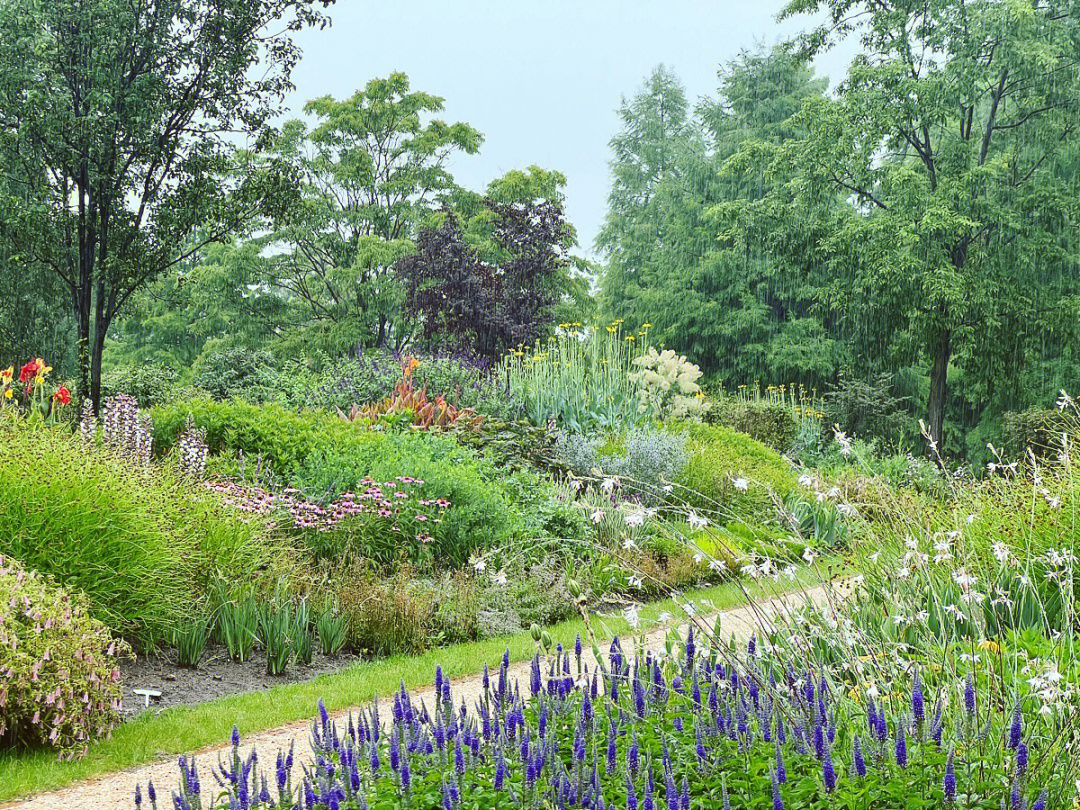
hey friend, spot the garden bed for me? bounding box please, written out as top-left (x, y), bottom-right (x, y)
top-left (118, 644), bottom-right (362, 718)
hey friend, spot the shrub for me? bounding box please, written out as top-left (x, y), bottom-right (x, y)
top-left (306, 350), bottom-right (496, 414)
top-left (553, 427), bottom-right (689, 497)
top-left (0, 421), bottom-right (284, 645)
top-left (192, 347), bottom-right (280, 402)
top-left (672, 421), bottom-right (799, 522)
top-left (156, 400), bottom-right (542, 568)
top-left (1000, 407), bottom-right (1070, 459)
top-left (100, 363), bottom-right (179, 407)
top-left (707, 396), bottom-right (797, 451)
top-left (628, 346), bottom-right (708, 419)
top-left (0, 555), bottom-right (131, 756)
top-left (821, 372), bottom-right (910, 449)
top-left (334, 565), bottom-right (435, 656)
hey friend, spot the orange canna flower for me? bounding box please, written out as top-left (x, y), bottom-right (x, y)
top-left (52, 386), bottom-right (71, 406)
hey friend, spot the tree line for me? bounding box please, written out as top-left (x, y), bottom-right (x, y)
top-left (1, 0), bottom-right (1077, 460)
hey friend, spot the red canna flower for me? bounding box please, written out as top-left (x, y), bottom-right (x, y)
top-left (19, 360), bottom-right (40, 384)
top-left (52, 386), bottom-right (71, 406)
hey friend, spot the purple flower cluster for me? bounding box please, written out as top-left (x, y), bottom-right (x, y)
top-left (207, 476), bottom-right (449, 542)
top-left (138, 634), bottom-right (1048, 810)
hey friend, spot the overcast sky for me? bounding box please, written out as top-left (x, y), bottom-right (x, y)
top-left (283, 1), bottom-right (858, 256)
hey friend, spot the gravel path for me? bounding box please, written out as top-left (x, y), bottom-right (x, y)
top-left (6, 581), bottom-right (839, 810)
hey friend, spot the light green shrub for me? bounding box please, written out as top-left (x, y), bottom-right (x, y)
top-left (671, 421), bottom-right (799, 522)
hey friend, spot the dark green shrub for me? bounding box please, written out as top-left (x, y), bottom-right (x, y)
top-left (821, 372), bottom-right (910, 448)
top-left (192, 347), bottom-right (280, 402)
top-left (0, 555), bottom-right (131, 754)
top-left (1000, 407), bottom-right (1070, 458)
top-left (706, 397), bottom-right (797, 451)
top-left (101, 363), bottom-right (179, 407)
top-left (305, 351), bottom-right (496, 413)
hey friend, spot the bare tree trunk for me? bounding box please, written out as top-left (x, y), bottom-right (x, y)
top-left (926, 327), bottom-right (951, 458)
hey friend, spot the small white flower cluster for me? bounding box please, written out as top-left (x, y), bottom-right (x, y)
top-left (176, 415), bottom-right (209, 479)
top-left (832, 424), bottom-right (853, 457)
top-left (78, 399), bottom-right (96, 443)
top-left (101, 393), bottom-right (152, 463)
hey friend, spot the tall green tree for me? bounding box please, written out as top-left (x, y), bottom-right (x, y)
top-left (0, 0), bottom-right (330, 409)
top-left (759, 0), bottom-right (1080, 452)
top-left (258, 73), bottom-right (483, 354)
top-left (598, 54), bottom-right (835, 386)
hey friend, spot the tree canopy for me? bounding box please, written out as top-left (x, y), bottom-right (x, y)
top-left (0, 0), bottom-right (333, 408)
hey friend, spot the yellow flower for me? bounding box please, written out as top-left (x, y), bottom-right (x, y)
top-left (4, 389), bottom-right (11, 399)
top-left (977, 639), bottom-right (1001, 654)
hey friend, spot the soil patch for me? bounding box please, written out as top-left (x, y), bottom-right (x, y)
top-left (119, 642), bottom-right (362, 717)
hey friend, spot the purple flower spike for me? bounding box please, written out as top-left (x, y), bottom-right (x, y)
top-left (944, 749), bottom-right (956, 803)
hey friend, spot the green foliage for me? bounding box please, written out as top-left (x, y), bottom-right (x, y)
top-left (672, 421), bottom-right (799, 520)
top-left (192, 348), bottom-right (281, 403)
top-left (598, 53), bottom-right (834, 391)
top-left (291, 600), bottom-right (314, 667)
top-left (153, 398), bottom-right (559, 568)
top-left (1000, 407), bottom-right (1071, 459)
top-left (213, 585), bottom-right (260, 664)
top-left (257, 597), bottom-right (295, 676)
top-left (101, 363), bottom-right (182, 408)
top-left (0, 421), bottom-right (280, 645)
top-left (737, 0), bottom-right (1080, 451)
top-left (820, 373), bottom-right (911, 451)
top-left (500, 324), bottom-right (654, 432)
top-left (173, 615), bottom-right (212, 669)
top-left (707, 396), bottom-right (798, 452)
top-left (315, 599), bottom-right (348, 657)
top-left (0, 0), bottom-right (328, 407)
top-left (0, 555), bottom-right (131, 754)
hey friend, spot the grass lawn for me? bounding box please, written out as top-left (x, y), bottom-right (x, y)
top-left (0, 563), bottom-right (838, 802)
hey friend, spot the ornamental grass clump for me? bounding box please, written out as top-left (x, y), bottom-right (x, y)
top-left (141, 626), bottom-right (1057, 810)
top-left (0, 555), bottom-right (131, 757)
top-left (0, 419), bottom-right (285, 645)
